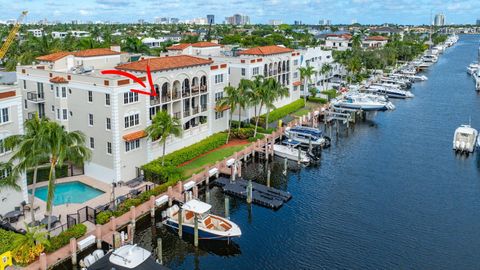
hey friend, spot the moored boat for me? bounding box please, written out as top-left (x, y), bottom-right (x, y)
top-left (284, 126), bottom-right (326, 146)
top-left (453, 124), bottom-right (478, 154)
top-left (273, 140), bottom-right (311, 163)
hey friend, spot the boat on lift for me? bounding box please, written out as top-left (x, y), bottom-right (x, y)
top-left (452, 124), bottom-right (478, 154)
top-left (273, 140), bottom-right (312, 163)
top-left (284, 125), bottom-right (326, 147)
top-left (366, 85), bottom-right (414, 99)
top-left (163, 200), bottom-right (241, 241)
top-left (331, 93), bottom-right (395, 111)
top-left (84, 245), bottom-right (168, 270)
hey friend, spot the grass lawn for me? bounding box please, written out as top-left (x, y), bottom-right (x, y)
top-left (179, 145), bottom-right (247, 178)
top-left (292, 108), bottom-right (310, 117)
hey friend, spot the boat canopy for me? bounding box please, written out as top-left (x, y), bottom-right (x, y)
top-left (282, 139), bottom-right (301, 146)
top-left (289, 126), bottom-right (322, 137)
top-left (181, 199), bottom-right (212, 214)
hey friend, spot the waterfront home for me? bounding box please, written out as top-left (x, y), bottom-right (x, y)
top-left (324, 34), bottom-right (352, 51)
top-left (166, 41), bottom-right (223, 56)
top-left (16, 47), bottom-right (229, 183)
top-left (362, 36), bottom-right (389, 48)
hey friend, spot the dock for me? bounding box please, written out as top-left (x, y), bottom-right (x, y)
top-left (213, 177), bottom-right (292, 210)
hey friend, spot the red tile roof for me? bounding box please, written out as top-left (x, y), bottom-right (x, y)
top-left (36, 48), bottom-right (120, 62)
top-left (49, 76), bottom-right (69, 84)
top-left (115, 55), bottom-right (213, 72)
top-left (123, 130), bottom-right (147, 142)
top-left (0, 91), bottom-right (16, 99)
top-left (192, 42), bottom-right (220, 48)
top-left (238, 45), bottom-right (294, 56)
top-left (166, 43), bottom-right (191, 50)
top-left (365, 35), bottom-right (389, 41)
top-left (36, 51), bottom-right (71, 62)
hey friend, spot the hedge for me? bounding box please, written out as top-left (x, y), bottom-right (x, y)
top-left (142, 133), bottom-right (228, 183)
top-left (321, 89), bottom-right (339, 100)
top-left (96, 179), bottom-right (177, 224)
top-left (45, 224), bottom-right (87, 253)
top-left (258, 99), bottom-right (305, 126)
top-left (308, 97), bottom-right (328, 104)
top-left (26, 165), bottom-right (69, 185)
top-left (0, 229), bottom-right (22, 254)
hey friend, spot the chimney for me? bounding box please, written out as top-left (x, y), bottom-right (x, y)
top-left (110, 45), bottom-right (121, 52)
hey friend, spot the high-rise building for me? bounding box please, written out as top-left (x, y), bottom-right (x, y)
top-left (434, 13), bottom-right (445, 26)
top-left (225, 14), bottom-right (250, 25)
top-left (476, 19), bottom-right (480, 26)
top-left (170, 18), bottom-right (179, 24)
top-left (207, 14), bottom-right (215, 25)
top-left (269, 20), bottom-right (283, 26)
top-left (294, 20), bottom-right (302, 25)
top-left (319, 19), bottom-right (331, 26)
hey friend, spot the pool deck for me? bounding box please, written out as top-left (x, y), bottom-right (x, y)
top-left (15, 175), bottom-right (150, 234)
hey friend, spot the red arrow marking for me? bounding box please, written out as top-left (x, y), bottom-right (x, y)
top-left (101, 69), bottom-right (146, 88)
top-left (101, 66), bottom-right (157, 97)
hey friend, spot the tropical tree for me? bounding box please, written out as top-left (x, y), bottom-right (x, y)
top-left (308, 87), bottom-right (317, 98)
top-left (299, 66), bottom-right (316, 106)
top-left (351, 34), bottom-right (362, 50)
top-left (77, 37), bottom-right (101, 50)
top-left (123, 37), bottom-right (150, 54)
top-left (248, 76), bottom-right (265, 137)
top-left (216, 86), bottom-right (239, 144)
top-left (263, 78), bottom-right (289, 128)
top-left (145, 111), bottom-right (182, 166)
top-left (4, 114), bottom-right (50, 222)
top-left (319, 63), bottom-right (332, 91)
top-left (12, 225), bottom-right (49, 265)
top-left (32, 35), bottom-right (61, 56)
top-left (236, 79), bottom-right (253, 131)
top-left (44, 123), bottom-right (91, 230)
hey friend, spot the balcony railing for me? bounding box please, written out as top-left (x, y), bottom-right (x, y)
top-left (201, 105), bottom-right (207, 112)
top-left (27, 91), bottom-right (45, 103)
top-left (172, 91), bottom-right (181, 100)
top-left (173, 112), bottom-right (181, 119)
top-left (150, 98), bottom-right (161, 106)
top-left (200, 85), bottom-right (207, 93)
top-left (192, 107), bottom-right (199, 115)
top-left (182, 91), bottom-right (190, 98)
top-left (184, 110), bottom-right (190, 117)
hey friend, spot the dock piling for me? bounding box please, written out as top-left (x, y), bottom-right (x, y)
top-left (70, 238), bottom-right (77, 266)
top-left (283, 157), bottom-right (288, 176)
top-left (194, 214), bottom-right (199, 247)
top-left (267, 169), bottom-right (271, 187)
top-left (225, 196), bottom-right (230, 219)
top-left (95, 224), bottom-right (102, 249)
top-left (247, 180), bottom-right (253, 204)
top-left (178, 208), bottom-right (183, 238)
top-left (157, 238), bottom-right (163, 265)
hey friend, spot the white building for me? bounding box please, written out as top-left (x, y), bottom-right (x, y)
top-left (166, 42), bottom-right (223, 57)
top-left (362, 36), bottom-right (389, 48)
top-left (269, 20), bottom-right (283, 26)
top-left (17, 47), bottom-right (229, 184)
top-left (142, 37), bottom-right (163, 48)
top-left (51, 31), bottom-right (68, 39)
top-left (70, 31), bottom-right (90, 38)
top-left (27, 29), bottom-right (43, 38)
top-left (0, 84), bottom-right (28, 216)
top-left (434, 13), bottom-right (445, 26)
top-left (324, 34), bottom-right (352, 51)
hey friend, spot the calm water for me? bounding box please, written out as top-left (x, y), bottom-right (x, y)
top-left (134, 35), bottom-right (480, 270)
top-left (32, 181), bottom-right (104, 205)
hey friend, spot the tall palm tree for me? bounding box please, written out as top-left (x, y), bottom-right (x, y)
top-left (299, 66), bottom-right (315, 106)
top-left (145, 111), bottom-right (182, 166)
top-left (216, 86), bottom-right (239, 144)
top-left (351, 34), bottom-right (362, 50)
top-left (248, 76), bottom-right (265, 137)
top-left (263, 78), bottom-right (289, 129)
top-left (5, 114), bottom-right (50, 223)
top-left (32, 35), bottom-right (61, 56)
top-left (320, 63), bottom-right (332, 91)
top-left (123, 37), bottom-right (150, 54)
top-left (44, 123), bottom-right (91, 231)
top-left (236, 79), bottom-right (253, 131)
top-left (77, 37), bottom-right (100, 50)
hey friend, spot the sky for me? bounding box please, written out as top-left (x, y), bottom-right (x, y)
top-left (1, 0), bottom-right (479, 25)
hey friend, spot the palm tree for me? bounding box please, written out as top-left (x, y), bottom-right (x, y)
top-left (351, 34), bottom-right (362, 50)
top-left (320, 63), bottom-right (332, 91)
top-left (77, 37), bottom-right (100, 50)
top-left (44, 123), bottom-right (91, 231)
top-left (236, 79), bottom-right (253, 131)
top-left (32, 35), bottom-right (61, 56)
top-left (248, 76), bottom-right (265, 137)
top-left (299, 66), bottom-right (315, 106)
top-left (12, 225), bottom-right (49, 265)
top-left (263, 78), bottom-right (289, 129)
top-left (145, 111), bottom-right (182, 166)
top-left (216, 86), bottom-right (239, 144)
top-left (123, 37), bottom-right (150, 54)
top-left (4, 114), bottom-right (50, 223)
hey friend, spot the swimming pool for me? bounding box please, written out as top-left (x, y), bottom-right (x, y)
top-left (30, 181), bottom-right (105, 206)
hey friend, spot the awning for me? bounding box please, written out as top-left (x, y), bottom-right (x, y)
top-left (182, 199), bottom-right (211, 214)
top-left (293, 81), bottom-right (302, 86)
top-left (215, 105), bottom-right (230, 112)
top-left (122, 130), bottom-right (147, 142)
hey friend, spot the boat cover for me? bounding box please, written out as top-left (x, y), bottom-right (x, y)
top-left (87, 253), bottom-right (169, 270)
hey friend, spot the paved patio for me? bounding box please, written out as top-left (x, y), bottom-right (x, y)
top-left (11, 175), bottom-right (151, 235)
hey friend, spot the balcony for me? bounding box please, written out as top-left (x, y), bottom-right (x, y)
top-left (201, 105), bottom-right (207, 112)
top-left (162, 96), bottom-right (171, 103)
top-left (182, 91), bottom-right (190, 98)
top-left (172, 91), bottom-right (181, 100)
top-left (173, 112), bottom-right (181, 119)
top-left (27, 91), bottom-right (45, 103)
top-left (192, 107), bottom-right (199, 115)
top-left (191, 86), bottom-right (200, 95)
top-left (150, 98), bottom-right (161, 106)
top-left (184, 110), bottom-right (190, 117)
top-left (200, 85), bottom-right (207, 93)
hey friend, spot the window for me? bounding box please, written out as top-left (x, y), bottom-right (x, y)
top-left (124, 113), bottom-right (139, 128)
top-left (61, 87), bottom-right (66, 98)
top-left (214, 92), bottom-right (223, 101)
top-left (0, 138), bottom-right (11, 155)
top-left (55, 87), bottom-right (59, 98)
top-left (62, 109), bottom-right (68, 120)
top-left (241, 68), bottom-right (246, 76)
top-left (125, 139), bottom-right (140, 152)
top-left (51, 105), bottom-right (55, 112)
top-left (293, 72), bottom-right (298, 79)
top-left (23, 80), bottom-right (26, 89)
top-left (294, 59), bottom-right (299, 65)
top-left (88, 91), bottom-right (93, 102)
top-left (37, 82), bottom-right (44, 95)
top-left (56, 109), bottom-right (60, 120)
top-left (123, 92), bottom-right (139, 104)
top-left (0, 108), bottom-right (9, 124)
top-left (24, 100), bottom-right (28, 109)
top-left (252, 67), bottom-right (259, 76)
top-left (215, 111), bottom-right (224, 119)
top-left (107, 142), bottom-right (112, 154)
top-left (0, 167), bottom-right (11, 179)
top-left (214, 74), bottom-right (224, 84)
top-left (50, 84), bottom-right (54, 91)
top-left (88, 113), bottom-right (94, 126)
top-left (106, 118), bottom-right (111, 130)
top-left (89, 137), bottom-right (95, 149)
top-left (105, 94), bottom-right (110, 106)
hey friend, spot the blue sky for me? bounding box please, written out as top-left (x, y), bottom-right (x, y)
top-left (1, 0), bottom-right (479, 25)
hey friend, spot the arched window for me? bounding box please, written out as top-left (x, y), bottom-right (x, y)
top-left (264, 64), bottom-right (268, 77)
top-left (182, 78), bottom-right (190, 92)
top-left (200, 75), bottom-right (207, 86)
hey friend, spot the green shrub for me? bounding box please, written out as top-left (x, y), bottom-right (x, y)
top-left (45, 224), bottom-right (87, 253)
top-left (256, 126), bottom-right (275, 134)
top-left (27, 165), bottom-right (69, 185)
top-left (96, 211), bottom-right (114, 225)
top-left (0, 229), bottom-right (22, 254)
top-left (231, 128), bottom-right (254, 139)
top-left (308, 97), bottom-right (328, 104)
top-left (230, 120), bottom-right (252, 129)
top-left (258, 99), bottom-right (305, 125)
top-left (320, 89), bottom-right (339, 100)
top-left (248, 133), bottom-right (265, 142)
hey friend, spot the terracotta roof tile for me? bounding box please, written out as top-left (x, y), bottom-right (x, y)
top-left (166, 43), bottom-right (191, 50)
top-left (191, 42), bottom-right (220, 48)
top-left (0, 91), bottom-right (16, 100)
top-left (239, 45), bottom-right (294, 56)
top-left (123, 130), bottom-right (147, 142)
top-left (115, 55), bottom-right (213, 72)
top-left (365, 35), bottom-right (389, 41)
top-left (36, 51), bottom-right (71, 62)
top-left (49, 76), bottom-right (69, 84)
top-left (73, 48), bottom-right (120, 57)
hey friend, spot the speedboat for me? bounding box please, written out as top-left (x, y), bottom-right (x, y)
top-left (453, 124), bottom-right (478, 154)
top-left (368, 84), bottom-right (414, 99)
top-left (475, 73), bottom-right (480, 91)
top-left (163, 200), bottom-right (241, 241)
top-left (467, 63), bottom-right (479, 75)
top-left (284, 126), bottom-right (326, 146)
top-left (84, 245), bottom-right (167, 270)
top-left (273, 140), bottom-right (311, 163)
top-left (332, 93), bottom-right (395, 111)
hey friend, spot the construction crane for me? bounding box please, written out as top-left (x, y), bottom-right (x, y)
top-left (0, 10), bottom-right (28, 60)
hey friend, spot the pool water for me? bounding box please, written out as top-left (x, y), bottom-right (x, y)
top-left (31, 181), bottom-right (105, 206)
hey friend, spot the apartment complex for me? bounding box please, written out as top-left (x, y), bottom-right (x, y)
top-left (0, 84), bottom-right (28, 215)
top-left (17, 47), bottom-right (229, 184)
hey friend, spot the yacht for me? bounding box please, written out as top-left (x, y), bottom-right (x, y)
top-left (284, 126), bottom-right (326, 147)
top-left (475, 73), bottom-right (480, 91)
top-left (163, 200), bottom-right (241, 241)
top-left (422, 54), bottom-right (438, 63)
top-left (453, 124), bottom-right (478, 154)
top-left (273, 140), bottom-right (311, 163)
top-left (332, 93), bottom-right (395, 111)
top-left (366, 85), bottom-right (414, 99)
top-left (83, 245), bottom-right (167, 270)
top-left (467, 63), bottom-right (479, 75)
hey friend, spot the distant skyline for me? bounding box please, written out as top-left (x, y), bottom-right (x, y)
top-left (1, 0), bottom-right (480, 25)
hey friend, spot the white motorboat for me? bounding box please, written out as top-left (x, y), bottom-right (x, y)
top-left (475, 73), bottom-right (480, 91)
top-left (273, 140), bottom-right (311, 163)
top-left (423, 54), bottom-right (438, 63)
top-left (367, 85), bottom-right (414, 99)
top-left (83, 245), bottom-right (167, 269)
top-left (332, 93), bottom-right (395, 111)
top-left (467, 63), bottom-right (479, 75)
top-left (453, 124), bottom-right (478, 154)
top-left (163, 200), bottom-right (241, 241)
top-left (284, 126), bottom-right (326, 146)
